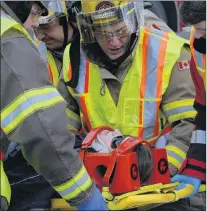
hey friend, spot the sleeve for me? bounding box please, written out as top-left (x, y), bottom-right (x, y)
top-left (161, 46), bottom-right (197, 176)
top-left (144, 9), bottom-right (172, 32)
top-left (181, 58), bottom-right (206, 182)
top-left (0, 30), bottom-right (95, 206)
top-left (57, 71), bottom-right (84, 135)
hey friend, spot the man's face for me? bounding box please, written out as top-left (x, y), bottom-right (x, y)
top-left (35, 19), bottom-right (64, 50)
top-left (194, 21), bottom-right (206, 39)
top-left (95, 21), bottom-right (131, 60)
top-left (23, 3), bottom-right (42, 29)
top-left (35, 19), bottom-right (73, 50)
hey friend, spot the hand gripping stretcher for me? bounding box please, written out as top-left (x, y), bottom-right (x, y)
top-left (50, 126), bottom-right (206, 210)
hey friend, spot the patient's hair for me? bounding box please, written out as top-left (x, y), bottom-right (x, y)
top-left (135, 144), bottom-right (153, 185)
top-left (95, 143), bottom-right (153, 185)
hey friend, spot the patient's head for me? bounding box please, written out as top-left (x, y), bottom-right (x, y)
top-left (90, 130), bottom-right (153, 185)
top-left (135, 144), bottom-right (152, 185)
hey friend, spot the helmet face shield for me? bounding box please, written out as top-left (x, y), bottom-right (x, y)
top-left (43, 0), bottom-right (67, 16)
top-left (76, 1), bottom-right (144, 43)
top-left (38, 10), bottom-right (57, 25)
top-left (39, 0), bottom-right (68, 25)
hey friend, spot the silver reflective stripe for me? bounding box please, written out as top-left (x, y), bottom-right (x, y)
top-left (142, 29), bottom-right (164, 137)
top-left (191, 130), bottom-right (206, 144)
top-left (167, 150), bottom-right (184, 164)
top-left (143, 126), bottom-right (154, 139)
top-left (165, 105), bottom-right (194, 117)
top-left (145, 33), bottom-right (161, 98)
top-left (57, 172), bottom-right (90, 197)
top-left (195, 48), bottom-right (204, 70)
top-left (76, 49), bottom-right (87, 94)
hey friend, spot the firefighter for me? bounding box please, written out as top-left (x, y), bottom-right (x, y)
top-left (0, 1), bottom-right (108, 211)
top-left (33, 0), bottom-right (81, 86)
top-left (59, 0), bottom-right (198, 209)
top-left (172, 1), bottom-right (206, 210)
top-left (61, 0), bottom-right (195, 177)
top-left (34, 1), bottom-right (172, 135)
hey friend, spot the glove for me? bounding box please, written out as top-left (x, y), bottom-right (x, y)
top-left (0, 196), bottom-right (9, 211)
top-left (171, 174), bottom-right (201, 198)
top-left (77, 187), bottom-right (108, 210)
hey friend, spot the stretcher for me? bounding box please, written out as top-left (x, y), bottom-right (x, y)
top-left (50, 127), bottom-right (206, 210)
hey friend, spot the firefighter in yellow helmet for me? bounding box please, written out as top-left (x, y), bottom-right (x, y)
top-left (59, 0), bottom-right (199, 209)
top-left (1, 1), bottom-right (108, 210)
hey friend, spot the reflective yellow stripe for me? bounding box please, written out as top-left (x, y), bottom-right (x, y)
top-left (166, 146), bottom-right (186, 159)
top-left (163, 99), bottom-right (194, 111)
top-left (199, 184), bottom-right (206, 192)
top-left (66, 108), bottom-right (82, 132)
top-left (63, 44), bottom-right (71, 83)
top-left (64, 176), bottom-right (92, 200)
top-left (163, 99), bottom-right (196, 123)
top-left (1, 87), bottom-right (64, 134)
top-left (166, 146), bottom-right (186, 169)
top-left (167, 111), bottom-right (196, 123)
top-left (167, 156), bottom-right (182, 169)
top-left (68, 124), bottom-right (79, 132)
top-left (66, 109), bottom-right (81, 124)
top-left (54, 166), bottom-right (92, 200)
top-left (1, 12), bottom-right (33, 42)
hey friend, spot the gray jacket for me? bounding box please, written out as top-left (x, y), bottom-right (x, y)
top-left (0, 5), bottom-right (94, 206)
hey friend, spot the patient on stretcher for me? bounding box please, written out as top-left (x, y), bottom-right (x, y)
top-left (87, 129), bottom-right (153, 185)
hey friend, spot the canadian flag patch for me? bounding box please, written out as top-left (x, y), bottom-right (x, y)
top-left (178, 60), bottom-right (190, 71)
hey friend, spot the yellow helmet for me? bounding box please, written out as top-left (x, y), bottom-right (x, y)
top-left (76, 0), bottom-right (144, 43)
top-left (81, 1), bottom-right (129, 13)
top-left (81, 0), bottom-right (133, 25)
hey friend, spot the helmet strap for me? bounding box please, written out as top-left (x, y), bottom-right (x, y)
top-left (59, 16), bottom-right (69, 49)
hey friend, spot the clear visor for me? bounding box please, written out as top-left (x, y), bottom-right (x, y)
top-left (40, 0), bottom-right (67, 25)
top-left (38, 10), bottom-right (57, 25)
top-left (76, 2), bottom-right (144, 43)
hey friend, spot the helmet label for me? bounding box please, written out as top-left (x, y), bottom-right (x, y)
top-left (96, 1), bottom-right (115, 11)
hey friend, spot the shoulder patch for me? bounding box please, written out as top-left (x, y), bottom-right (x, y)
top-left (178, 60), bottom-right (190, 71)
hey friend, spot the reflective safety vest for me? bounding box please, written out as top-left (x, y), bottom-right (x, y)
top-left (190, 27), bottom-right (206, 87)
top-left (0, 10), bottom-right (59, 87)
top-left (1, 10), bottom-right (33, 43)
top-left (63, 27), bottom-right (195, 142)
top-left (0, 129), bottom-right (11, 205)
top-left (0, 156), bottom-right (11, 206)
top-left (35, 40), bottom-right (60, 86)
